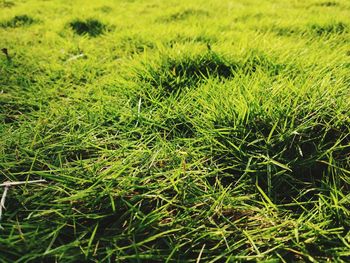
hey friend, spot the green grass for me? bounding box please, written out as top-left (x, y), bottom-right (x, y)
top-left (0, 0), bottom-right (350, 262)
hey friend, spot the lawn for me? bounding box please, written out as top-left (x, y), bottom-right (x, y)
top-left (1, 0), bottom-right (350, 262)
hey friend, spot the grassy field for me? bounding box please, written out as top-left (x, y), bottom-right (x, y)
top-left (1, 0), bottom-right (350, 261)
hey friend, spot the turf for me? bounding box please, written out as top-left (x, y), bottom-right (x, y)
top-left (0, 0), bottom-right (350, 262)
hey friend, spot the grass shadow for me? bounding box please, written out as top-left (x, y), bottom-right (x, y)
top-left (69, 18), bottom-right (108, 37)
top-left (158, 9), bottom-right (210, 23)
top-left (0, 15), bottom-right (37, 28)
top-left (0, 0), bottom-right (15, 8)
top-left (137, 50), bottom-right (291, 98)
top-left (309, 22), bottom-right (348, 36)
top-left (315, 1), bottom-right (339, 7)
top-left (208, 113), bottom-right (350, 208)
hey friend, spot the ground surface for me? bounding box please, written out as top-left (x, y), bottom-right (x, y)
top-left (1, 0), bottom-right (350, 262)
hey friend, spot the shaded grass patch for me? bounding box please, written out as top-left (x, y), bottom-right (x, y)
top-left (0, 15), bottom-right (37, 28)
top-left (268, 25), bottom-right (298, 37)
top-left (136, 51), bottom-right (235, 96)
top-left (309, 22), bottom-right (348, 36)
top-left (265, 22), bottom-right (348, 38)
top-left (116, 36), bottom-right (155, 55)
top-left (234, 13), bottom-right (264, 23)
top-left (136, 50), bottom-right (291, 97)
top-left (315, 1), bottom-right (339, 7)
top-left (208, 110), bottom-right (350, 206)
top-left (97, 5), bottom-right (113, 13)
top-left (158, 9), bottom-right (210, 23)
top-left (0, 99), bottom-right (40, 124)
top-left (69, 18), bottom-right (108, 37)
top-left (167, 34), bottom-right (216, 47)
top-left (0, 0), bottom-right (15, 8)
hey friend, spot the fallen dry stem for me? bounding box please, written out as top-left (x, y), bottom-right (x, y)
top-left (0, 180), bottom-right (47, 222)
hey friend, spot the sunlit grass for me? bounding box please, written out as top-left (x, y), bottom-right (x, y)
top-left (0, 0), bottom-right (350, 262)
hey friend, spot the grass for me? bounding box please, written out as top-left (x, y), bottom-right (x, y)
top-left (69, 19), bottom-right (108, 37)
top-left (0, 0), bottom-right (349, 262)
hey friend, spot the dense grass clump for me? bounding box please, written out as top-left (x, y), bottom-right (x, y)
top-left (1, 0), bottom-right (350, 262)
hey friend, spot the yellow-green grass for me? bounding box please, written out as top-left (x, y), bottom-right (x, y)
top-left (1, 0), bottom-right (350, 261)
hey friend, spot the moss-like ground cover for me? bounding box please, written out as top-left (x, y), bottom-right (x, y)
top-left (1, 0), bottom-right (350, 261)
